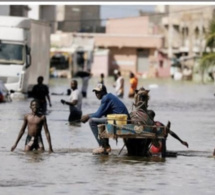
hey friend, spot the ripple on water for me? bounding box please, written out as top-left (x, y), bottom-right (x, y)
top-left (1, 78), bottom-right (215, 195)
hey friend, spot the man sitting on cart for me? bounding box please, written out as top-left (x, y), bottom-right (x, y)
top-left (81, 83), bottom-right (130, 155)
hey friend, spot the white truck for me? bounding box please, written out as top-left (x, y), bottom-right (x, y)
top-left (0, 16), bottom-right (50, 96)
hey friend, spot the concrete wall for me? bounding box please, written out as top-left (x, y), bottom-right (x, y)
top-left (91, 50), bottom-right (109, 77)
top-left (109, 47), bottom-right (137, 75)
top-left (51, 33), bottom-right (74, 48)
top-left (95, 16), bottom-right (165, 77)
top-left (0, 5), bottom-right (28, 17)
top-left (28, 5), bottom-right (40, 19)
top-left (80, 5), bottom-right (100, 32)
top-left (50, 14), bottom-right (165, 77)
top-left (59, 5), bottom-right (100, 33)
top-left (10, 5), bottom-right (29, 17)
top-left (108, 47), bottom-right (162, 77)
top-left (40, 5), bottom-right (57, 33)
top-left (95, 34), bottom-right (163, 48)
top-left (106, 16), bottom-right (149, 35)
top-left (0, 5), bottom-right (10, 16)
top-left (162, 5), bottom-right (215, 58)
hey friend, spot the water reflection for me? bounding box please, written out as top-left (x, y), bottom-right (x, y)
top-left (10, 150), bottom-right (48, 163)
top-left (24, 151), bottom-right (48, 163)
top-left (91, 152), bottom-right (166, 165)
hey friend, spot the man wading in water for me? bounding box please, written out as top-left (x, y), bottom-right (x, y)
top-left (32, 76), bottom-right (52, 114)
top-left (11, 100), bottom-right (53, 152)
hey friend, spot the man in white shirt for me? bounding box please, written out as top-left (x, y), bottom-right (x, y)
top-left (61, 80), bottom-right (82, 123)
top-left (114, 71), bottom-right (124, 98)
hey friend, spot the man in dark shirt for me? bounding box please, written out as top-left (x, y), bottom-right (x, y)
top-left (32, 76), bottom-right (52, 114)
top-left (81, 83), bottom-right (130, 154)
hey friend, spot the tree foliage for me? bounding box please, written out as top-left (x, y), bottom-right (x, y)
top-left (200, 18), bottom-right (215, 70)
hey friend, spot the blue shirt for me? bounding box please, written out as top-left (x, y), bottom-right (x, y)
top-left (90, 93), bottom-right (129, 118)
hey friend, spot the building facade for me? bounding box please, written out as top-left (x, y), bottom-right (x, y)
top-left (51, 16), bottom-right (165, 78)
top-left (161, 5), bottom-right (215, 66)
top-left (58, 5), bottom-right (101, 33)
top-left (94, 16), bottom-right (164, 77)
top-left (0, 5), bottom-right (29, 17)
top-left (28, 5), bottom-right (101, 33)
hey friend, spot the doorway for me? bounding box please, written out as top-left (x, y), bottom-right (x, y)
top-left (137, 49), bottom-right (150, 73)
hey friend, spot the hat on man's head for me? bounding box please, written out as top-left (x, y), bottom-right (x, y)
top-left (92, 83), bottom-right (107, 93)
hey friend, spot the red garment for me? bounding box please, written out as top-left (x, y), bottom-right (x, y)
top-left (150, 143), bottom-right (162, 154)
top-left (0, 93), bottom-right (3, 102)
top-left (150, 121), bottom-right (164, 154)
top-left (129, 77), bottom-right (138, 97)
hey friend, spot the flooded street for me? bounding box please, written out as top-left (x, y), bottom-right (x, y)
top-left (1, 77), bottom-right (215, 195)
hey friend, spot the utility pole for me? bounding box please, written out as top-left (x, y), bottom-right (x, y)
top-left (199, 11), bottom-right (204, 57)
top-left (188, 14), bottom-right (193, 59)
top-left (199, 12), bottom-right (205, 83)
top-left (168, 7), bottom-right (173, 59)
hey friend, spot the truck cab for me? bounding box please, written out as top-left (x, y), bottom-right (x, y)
top-left (0, 16), bottom-right (50, 95)
top-left (0, 39), bottom-right (30, 92)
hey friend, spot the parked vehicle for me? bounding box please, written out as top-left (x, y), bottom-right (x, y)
top-left (50, 48), bottom-right (72, 78)
top-left (0, 16), bottom-right (50, 95)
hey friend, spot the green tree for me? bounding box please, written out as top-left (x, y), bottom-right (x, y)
top-left (199, 18), bottom-right (215, 82)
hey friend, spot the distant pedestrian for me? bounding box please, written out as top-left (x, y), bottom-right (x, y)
top-left (128, 72), bottom-right (138, 98)
top-left (11, 100), bottom-right (53, 152)
top-left (100, 73), bottom-right (105, 85)
top-left (61, 80), bottom-right (82, 123)
top-left (81, 73), bottom-right (91, 98)
top-left (0, 80), bottom-right (7, 102)
top-left (114, 71), bottom-right (124, 98)
top-left (113, 69), bottom-right (118, 82)
top-left (32, 76), bottom-right (52, 114)
top-left (0, 91), bottom-right (3, 102)
top-left (76, 69), bottom-right (92, 98)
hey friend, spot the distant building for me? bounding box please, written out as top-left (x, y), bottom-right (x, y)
top-left (160, 5), bottom-right (215, 68)
top-left (58, 5), bottom-right (101, 33)
top-left (28, 5), bottom-right (101, 34)
top-left (93, 16), bottom-right (165, 77)
top-left (0, 5), bottom-right (101, 33)
top-left (0, 5), bottom-right (30, 17)
top-left (51, 16), bottom-right (166, 78)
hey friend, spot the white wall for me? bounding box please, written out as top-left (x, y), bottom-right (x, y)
top-left (28, 5), bottom-right (40, 19)
top-left (56, 5), bottom-right (65, 21)
top-left (0, 5), bottom-right (10, 16)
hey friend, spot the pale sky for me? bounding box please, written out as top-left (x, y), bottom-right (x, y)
top-left (21, 4), bottom-right (156, 23)
top-left (101, 5), bottom-right (155, 20)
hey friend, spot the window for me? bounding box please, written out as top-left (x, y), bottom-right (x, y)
top-left (0, 43), bottom-right (24, 65)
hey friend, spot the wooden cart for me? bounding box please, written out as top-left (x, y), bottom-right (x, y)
top-left (98, 123), bottom-right (167, 157)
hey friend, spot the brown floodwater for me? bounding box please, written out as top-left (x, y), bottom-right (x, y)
top-left (1, 77), bottom-right (215, 195)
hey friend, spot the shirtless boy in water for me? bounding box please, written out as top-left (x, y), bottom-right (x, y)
top-left (147, 110), bottom-right (188, 154)
top-left (11, 100), bottom-right (53, 152)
